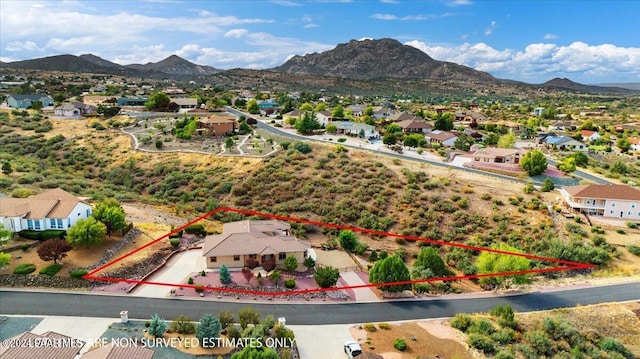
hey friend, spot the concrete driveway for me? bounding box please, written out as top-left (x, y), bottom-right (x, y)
top-left (289, 324), bottom-right (354, 359)
top-left (131, 249), bottom-right (206, 297)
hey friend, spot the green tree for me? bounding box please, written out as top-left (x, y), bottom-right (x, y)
top-left (434, 112), bottom-right (454, 131)
top-left (314, 265), bottom-right (340, 288)
top-left (497, 132), bottom-right (516, 148)
top-left (1, 162), bottom-right (12, 175)
top-left (219, 264), bottom-right (232, 284)
top-left (326, 124), bottom-right (337, 134)
top-left (572, 152), bottom-right (589, 167)
top-left (520, 149), bottom-right (548, 176)
top-left (315, 102), bottom-right (327, 112)
top-left (617, 137), bottom-right (631, 153)
top-left (37, 239), bottom-right (72, 264)
top-left (155, 140), bottom-right (163, 149)
top-left (382, 132), bottom-right (397, 146)
top-left (364, 105), bottom-right (374, 117)
top-left (413, 247), bottom-right (448, 278)
top-left (476, 243), bottom-right (531, 287)
top-left (246, 99), bottom-right (259, 114)
top-left (66, 217), bottom-right (107, 247)
top-left (0, 223), bottom-right (12, 242)
top-left (454, 133), bottom-right (473, 151)
top-left (225, 137), bottom-right (234, 149)
top-left (238, 307), bottom-right (261, 329)
top-left (294, 111), bottom-right (320, 135)
top-left (92, 198), bottom-right (127, 238)
top-left (385, 124), bottom-right (402, 133)
top-left (148, 314), bottom-right (167, 338)
top-left (284, 255), bottom-right (298, 272)
top-left (145, 92), bottom-right (170, 110)
top-left (558, 156), bottom-right (576, 173)
top-left (299, 102), bottom-right (313, 111)
top-left (196, 314), bottom-right (222, 345)
top-left (0, 252), bottom-right (10, 268)
top-left (30, 101), bottom-right (43, 110)
top-left (339, 230), bottom-right (358, 252)
top-left (541, 178), bottom-right (555, 192)
top-left (331, 105), bottom-right (345, 119)
top-left (369, 255), bottom-right (411, 292)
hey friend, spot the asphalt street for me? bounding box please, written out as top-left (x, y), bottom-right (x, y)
top-left (2, 282), bottom-right (639, 324)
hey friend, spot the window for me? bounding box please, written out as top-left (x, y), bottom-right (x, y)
top-left (279, 252), bottom-right (286, 260)
top-left (34, 220), bottom-right (41, 230)
top-left (249, 254), bottom-right (257, 259)
top-left (610, 210), bottom-right (614, 214)
top-left (632, 204), bottom-right (636, 209)
top-left (50, 219), bottom-right (56, 228)
top-left (611, 202), bottom-right (615, 207)
top-left (67, 218), bottom-right (71, 228)
top-left (629, 212), bottom-right (632, 216)
top-left (57, 219), bottom-right (63, 228)
top-left (233, 255), bottom-right (240, 261)
top-left (304, 250), bottom-right (308, 258)
top-left (27, 219), bottom-right (34, 230)
top-left (86, 209), bottom-right (91, 217)
top-left (210, 257), bottom-right (217, 263)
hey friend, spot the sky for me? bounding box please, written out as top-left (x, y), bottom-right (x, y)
top-left (1, 0), bottom-right (639, 84)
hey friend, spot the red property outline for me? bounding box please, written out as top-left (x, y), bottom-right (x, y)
top-left (84, 207), bottom-right (596, 296)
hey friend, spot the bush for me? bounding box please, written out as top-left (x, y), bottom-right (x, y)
top-left (626, 222), bottom-right (638, 229)
top-left (170, 315), bottom-right (196, 334)
top-left (495, 350), bottom-right (515, 359)
top-left (378, 322), bottom-right (391, 330)
top-left (393, 338), bottom-right (407, 351)
top-left (169, 238), bottom-right (180, 247)
top-left (20, 244), bottom-right (30, 251)
top-left (13, 263), bottom-right (36, 274)
top-left (524, 330), bottom-right (551, 356)
top-left (293, 141), bottom-right (312, 154)
top-left (599, 338), bottom-right (634, 359)
top-left (314, 266), bottom-right (340, 288)
top-left (284, 279), bottom-right (296, 289)
top-left (450, 313), bottom-right (472, 332)
top-left (468, 318), bottom-right (495, 335)
top-left (468, 333), bottom-right (495, 353)
top-left (364, 323), bottom-right (377, 332)
top-left (616, 229), bottom-right (627, 235)
top-left (70, 269), bottom-right (88, 278)
top-left (279, 141), bottom-right (290, 150)
top-left (492, 328), bottom-right (516, 344)
top-left (195, 284), bottom-right (204, 293)
top-left (627, 245), bottom-right (640, 256)
top-left (188, 277), bottom-right (194, 285)
top-left (185, 223), bottom-right (207, 236)
top-left (39, 263), bottom-right (62, 276)
top-left (19, 229), bottom-right (65, 241)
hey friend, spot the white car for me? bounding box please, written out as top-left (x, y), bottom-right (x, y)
top-left (344, 340), bottom-right (363, 358)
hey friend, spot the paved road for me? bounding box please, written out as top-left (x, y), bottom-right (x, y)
top-left (546, 158), bottom-right (612, 185)
top-left (2, 282), bottom-right (639, 324)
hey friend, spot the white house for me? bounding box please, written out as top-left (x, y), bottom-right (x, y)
top-left (54, 102), bottom-right (96, 117)
top-left (0, 188), bottom-right (92, 232)
top-left (559, 184), bottom-right (640, 221)
top-left (333, 121), bottom-right (380, 139)
top-left (580, 130), bottom-right (601, 143)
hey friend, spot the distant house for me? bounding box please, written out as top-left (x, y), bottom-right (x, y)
top-left (117, 97), bottom-right (147, 106)
top-left (472, 147), bottom-right (526, 164)
top-left (0, 331), bottom-right (82, 359)
top-left (346, 104), bottom-right (364, 117)
top-left (560, 184), bottom-right (640, 221)
top-left (54, 101), bottom-right (96, 117)
top-left (532, 107), bottom-right (545, 116)
top-left (197, 114), bottom-right (236, 137)
top-left (544, 135), bottom-right (587, 152)
top-left (170, 97), bottom-right (198, 113)
top-left (580, 130), bottom-right (601, 143)
top-left (6, 94), bottom-right (54, 109)
top-left (425, 130), bottom-right (458, 147)
top-left (257, 100), bottom-right (280, 115)
top-left (315, 110), bottom-right (332, 127)
top-left (548, 121), bottom-right (577, 132)
top-left (202, 220), bottom-right (311, 269)
top-left (629, 137), bottom-right (640, 152)
top-left (388, 112), bottom-right (416, 123)
top-left (396, 117), bottom-right (432, 134)
top-left (454, 110), bottom-right (487, 124)
top-left (332, 121), bottom-right (379, 138)
top-left (0, 188), bottom-right (92, 233)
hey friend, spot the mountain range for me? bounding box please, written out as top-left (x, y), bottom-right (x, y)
top-left (0, 38), bottom-right (636, 94)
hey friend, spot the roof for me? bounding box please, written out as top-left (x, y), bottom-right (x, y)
top-left (545, 135), bottom-right (583, 145)
top-left (426, 130), bottom-right (457, 142)
top-left (0, 331), bottom-right (82, 359)
top-left (472, 147), bottom-right (525, 158)
top-left (8, 94), bottom-right (52, 101)
top-left (580, 130), bottom-right (597, 136)
top-left (334, 121), bottom-right (376, 132)
top-left (170, 97), bottom-right (198, 106)
top-left (396, 118), bottom-right (432, 130)
top-left (563, 184), bottom-right (640, 201)
top-left (198, 114), bottom-right (236, 124)
top-left (203, 220), bottom-right (310, 257)
top-left (56, 101), bottom-right (95, 111)
top-left (388, 112), bottom-right (415, 122)
top-left (454, 110), bottom-right (487, 121)
top-left (628, 137), bottom-right (640, 145)
top-left (0, 188), bottom-right (84, 219)
top-left (79, 343), bottom-right (153, 359)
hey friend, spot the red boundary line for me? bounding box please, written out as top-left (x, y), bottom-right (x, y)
top-left (84, 207), bottom-right (596, 296)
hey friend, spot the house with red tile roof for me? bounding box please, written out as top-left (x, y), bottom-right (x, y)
top-left (580, 130), bottom-right (600, 142)
top-left (559, 184), bottom-right (640, 220)
top-left (202, 220), bottom-right (311, 269)
top-left (0, 188), bottom-right (92, 233)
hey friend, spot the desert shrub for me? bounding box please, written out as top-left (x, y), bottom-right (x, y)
top-left (20, 244), bottom-right (30, 251)
top-left (450, 313), bottom-right (473, 332)
top-left (591, 226), bottom-right (605, 234)
top-left (279, 141), bottom-right (290, 150)
top-left (599, 338), bottom-right (634, 359)
top-left (495, 350), bottom-right (515, 359)
top-left (481, 193), bottom-right (492, 200)
top-left (627, 245), bottom-right (640, 256)
top-left (393, 338), bottom-right (407, 351)
top-left (364, 323), bottom-right (377, 332)
top-left (170, 315), bottom-right (196, 334)
top-left (194, 284), bottom-right (204, 293)
top-left (70, 269), bottom-right (88, 278)
top-left (468, 333), bottom-right (495, 353)
top-left (218, 310), bottom-right (235, 329)
top-left (169, 238), bottom-right (180, 247)
top-left (565, 223), bottom-right (587, 237)
top-left (542, 317), bottom-right (577, 341)
top-left (524, 330), bottom-right (552, 356)
top-left (185, 223), bottom-right (206, 236)
top-left (489, 305), bottom-right (516, 329)
top-left (492, 328), bottom-right (516, 344)
top-left (378, 322), bottom-right (391, 330)
top-left (294, 141), bottom-right (312, 154)
top-left (468, 318), bottom-right (495, 335)
top-left (626, 222), bottom-right (638, 229)
top-left (39, 263), bottom-right (62, 276)
top-left (13, 263), bottom-right (36, 274)
top-left (616, 229), bottom-right (627, 235)
top-left (226, 325), bottom-right (241, 340)
top-left (284, 279), bottom-right (296, 289)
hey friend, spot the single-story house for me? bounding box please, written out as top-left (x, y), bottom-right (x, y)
top-left (548, 121), bottom-right (577, 132)
top-left (544, 135), bottom-right (588, 152)
top-left (396, 117), bottom-right (432, 133)
top-left (559, 184), bottom-right (640, 221)
top-left (347, 104), bottom-right (364, 117)
top-left (197, 114), bottom-right (236, 137)
top-left (629, 137), bottom-right (640, 152)
top-left (315, 111), bottom-right (331, 127)
top-left (117, 97), bottom-right (147, 106)
top-left (202, 220), bottom-right (311, 269)
top-left (388, 112), bottom-right (416, 123)
top-left (54, 102), bottom-right (96, 117)
top-left (425, 130), bottom-right (458, 147)
top-left (532, 107), bottom-right (545, 116)
top-left (0, 188), bottom-right (92, 233)
top-left (6, 94), bottom-right (54, 109)
top-left (472, 147), bottom-right (526, 164)
top-left (0, 331), bottom-right (82, 359)
top-left (454, 110), bottom-right (487, 124)
top-left (580, 130), bottom-right (601, 142)
top-left (332, 121), bottom-right (379, 138)
top-left (170, 97), bottom-right (198, 113)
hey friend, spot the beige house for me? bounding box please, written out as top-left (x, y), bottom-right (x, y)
top-left (202, 220), bottom-right (310, 269)
top-left (472, 148), bottom-right (526, 164)
top-left (559, 184), bottom-right (640, 220)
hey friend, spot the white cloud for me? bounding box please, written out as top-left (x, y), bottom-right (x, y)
top-left (371, 13), bottom-right (397, 20)
top-left (112, 44), bottom-right (170, 65)
top-left (5, 41), bottom-right (43, 52)
top-left (484, 20), bottom-right (496, 36)
top-left (544, 33), bottom-right (559, 40)
top-left (270, 0), bottom-right (302, 5)
top-left (406, 40), bottom-right (640, 83)
top-left (380, 0), bottom-right (399, 3)
top-left (371, 13), bottom-right (452, 21)
top-left (303, 23), bottom-right (319, 28)
top-left (444, 0), bottom-right (473, 6)
top-left (224, 29), bottom-right (249, 38)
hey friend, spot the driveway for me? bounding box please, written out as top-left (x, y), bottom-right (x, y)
top-left (289, 324), bottom-right (354, 359)
top-left (131, 249), bottom-right (206, 297)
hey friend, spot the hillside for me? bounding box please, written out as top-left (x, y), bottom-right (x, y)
top-left (541, 77), bottom-right (636, 94)
top-left (272, 38), bottom-right (497, 83)
top-left (124, 54), bottom-right (220, 75)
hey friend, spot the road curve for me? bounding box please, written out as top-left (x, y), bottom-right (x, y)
top-left (2, 282), bottom-right (638, 324)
